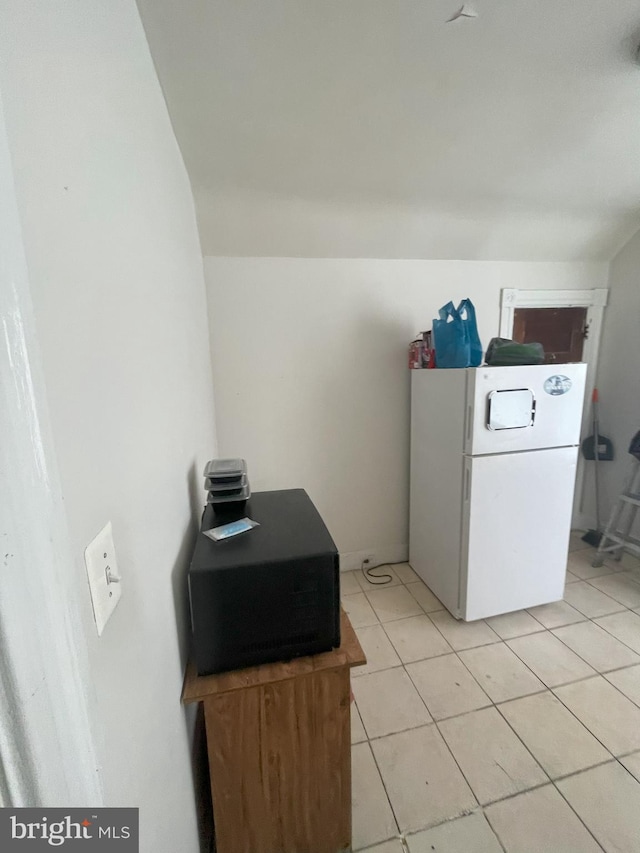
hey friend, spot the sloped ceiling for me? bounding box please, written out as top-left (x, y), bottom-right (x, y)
top-left (137, 0), bottom-right (640, 260)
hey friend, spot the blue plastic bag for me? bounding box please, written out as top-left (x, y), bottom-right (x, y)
top-left (458, 298), bottom-right (483, 367)
top-left (432, 299), bottom-right (482, 368)
top-left (433, 301), bottom-right (468, 368)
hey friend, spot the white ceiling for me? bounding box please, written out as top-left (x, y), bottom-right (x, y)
top-left (137, 0), bottom-right (640, 260)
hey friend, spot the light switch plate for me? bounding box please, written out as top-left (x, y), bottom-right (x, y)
top-left (84, 521), bottom-right (122, 636)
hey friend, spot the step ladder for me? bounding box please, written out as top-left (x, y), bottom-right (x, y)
top-left (592, 458), bottom-right (640, 568)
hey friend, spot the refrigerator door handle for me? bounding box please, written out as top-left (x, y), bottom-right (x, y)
top-left (466, 405), bottom-right (473, 444)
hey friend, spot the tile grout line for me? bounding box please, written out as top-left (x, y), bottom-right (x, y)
top-left (453, 636), bottom-right (547, 703)
top-left (363, 736), bottom-right (402, 845)
top-left (432, 702), bottom-right (548, 810)
top-left (478, 700), bottom-right (554, 790)
top-left (615, 753), bottom-right (640, 786)
top-left (491, 697), bottom-right (619, 784)
top-left (548, 755), bottom-right (618, 784)
top-left (558, 602), bottom-right (627, 620)
top-left (550, 775), bottom-right (608, 852)
top-left (614, 746), bottom-right (640, 760)
top-left (400, 806), bottom-right (504, 848)
top-left (581, 575), bottom-right (640, 608)
top-left (458, 632), bottom-right (549, 706)
top-left (479, 811), bottom-right (509, 853)
top-left (504, 635), bottom-right (596, 690)
top-left (589, 613), bottom-right (640, 658)
top-left (422, 696), bottom-right (486, 815)
top-left (522, 608), bottom-right (550, 631)
top-left (547, 681), bottom-right (637, 759)
top-left (352, 662), bottom-right (404, 681)
top-left (378, 612), bottom-right (454, 662)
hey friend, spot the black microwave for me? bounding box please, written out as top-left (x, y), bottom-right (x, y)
top-left (188, 489), bottom-right (340, 676)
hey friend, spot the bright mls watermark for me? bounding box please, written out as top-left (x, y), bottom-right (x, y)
top-left (0, 809), bottom-right (138, 850)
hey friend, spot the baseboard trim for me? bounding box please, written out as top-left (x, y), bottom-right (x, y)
top-left (339, 544), bottom-right (409, 573)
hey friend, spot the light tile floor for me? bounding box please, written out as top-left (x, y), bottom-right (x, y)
top-left (345, 536), bottom-right (640, 852)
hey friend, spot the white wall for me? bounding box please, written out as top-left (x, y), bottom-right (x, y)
top-left (195, 189), bottom-right (629, 262)
top-left (597, 228), bottom-right (640, 527)
top-left (205, 257), bottom-right (607, 568)
top-left (0, 3), bottom-right (216, 851)
top-left (0, 85), bottom-right (101, 810)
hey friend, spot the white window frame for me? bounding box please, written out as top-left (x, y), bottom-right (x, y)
top-left (499, 288), bottom-right (608, 529)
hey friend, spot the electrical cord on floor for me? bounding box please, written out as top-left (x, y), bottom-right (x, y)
top-left (361, 558), bottom-right (393, 585)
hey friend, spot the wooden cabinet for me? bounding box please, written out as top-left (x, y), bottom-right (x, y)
top-left (182, 609), bottom-right (366, 853)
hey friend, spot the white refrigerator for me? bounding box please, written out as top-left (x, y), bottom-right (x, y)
top-left (409, 363), bottom-right (587, 621)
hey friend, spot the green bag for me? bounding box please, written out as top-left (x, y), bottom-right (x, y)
top-left (485, 337), bottom-right (545, 366)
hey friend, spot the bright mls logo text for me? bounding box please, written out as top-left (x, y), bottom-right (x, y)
top-left (0, 808), bottom-right (139, 850)
top-left (10, 814), bottom-right (132, 846)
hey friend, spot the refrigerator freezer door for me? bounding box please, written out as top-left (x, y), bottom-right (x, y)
top-left (460, 446), bottom-right (577, 621)
top-left (465, 363), bottom-right (586, 455)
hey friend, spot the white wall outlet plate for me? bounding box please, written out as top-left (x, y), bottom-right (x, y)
top-left (84, 521), bottom-right (122, 636)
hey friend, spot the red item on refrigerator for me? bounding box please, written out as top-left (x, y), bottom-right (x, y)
top-left (408, 341), bottom-right (422, 369)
